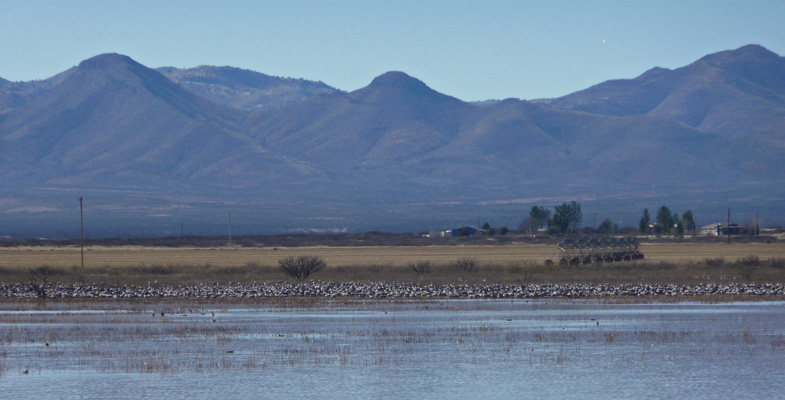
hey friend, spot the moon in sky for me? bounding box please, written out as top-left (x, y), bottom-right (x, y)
top-left (602, 39), bottom-right (606, 44)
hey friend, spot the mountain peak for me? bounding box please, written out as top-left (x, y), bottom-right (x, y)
top-left (698, 44), bottom-right (781, 66)
top-left (78, 53), bottom-right (139, 70)
top-left (369, 71), bottom-right (429, 91)
top-left (638, 66), bottom-right (671, 79)
top-left (733, 44), bottom-right (777, 56)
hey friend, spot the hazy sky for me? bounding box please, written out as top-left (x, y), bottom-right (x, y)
top-left (2, 0), bottom-right (784, 101)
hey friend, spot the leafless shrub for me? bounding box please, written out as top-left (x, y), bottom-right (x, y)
top-left (29, 266), bottom-right (54, 298)
top-left (704, 257), bottom-right (725, 267)
top-left (651, 261), bottom-right (677, 270)
top-left (736, 256), bottom-right (760, 281)
top-left (506, 264), bottom-right (523, 274)
top-left (451, 258), bottom-right (477, 273)
top-left (408, 261), bottom-right (432, 274)
top-left (736, 255), bottom-right (761, 266)
top-left (366, 264), bottom-right (386, 273)
top-left (769, 258), bottom-right (785, 269)
top-left (278, 256), bottom-right (326, 282)
top-left (133, 264), bottom-right (174, 275)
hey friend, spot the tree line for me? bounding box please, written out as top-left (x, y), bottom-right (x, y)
top-left (518, 201), bottom-right (583, 235)
top-left (476, 202), bottom-right (699, 237)
top-left (639, 206), bottom-right (696, 236)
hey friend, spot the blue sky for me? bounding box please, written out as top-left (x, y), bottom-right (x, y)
top-left (2, 0), bottom-right (784, 101)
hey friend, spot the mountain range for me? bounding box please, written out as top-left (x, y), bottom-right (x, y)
top-left (1, 45), bottom-right (783, 237)
top-left (155, 66), bottom-right (340, 111)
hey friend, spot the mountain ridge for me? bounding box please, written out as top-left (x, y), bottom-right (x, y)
top-left (2, 45), bottom-right (784, 237)
top-left (156, 65), bottom-right (341, 111)
top-left (0, 53), bottom-right (321, 189)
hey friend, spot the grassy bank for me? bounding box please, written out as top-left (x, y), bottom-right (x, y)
top-left (1, 241), bottom-right (784, 287)
top-left (3, 255), bottom-right (785, 287)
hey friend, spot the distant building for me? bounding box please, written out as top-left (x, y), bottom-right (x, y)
top-left (700, 223), bottom-right (750, 236)
top-left (450, 226), bottom-right (487, 237)
top-left (700, 223), bottom-right (721, 236)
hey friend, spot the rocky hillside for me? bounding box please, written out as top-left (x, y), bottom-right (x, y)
top-left (1, 45), bottom-right (783, 237)
top-left (156, 65), bottom-right (340, 111)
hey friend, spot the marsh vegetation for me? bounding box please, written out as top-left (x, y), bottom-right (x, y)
top-left (0, 253), bottom-right (784, 288)
top-left (1, 300), bottom-right (784, 398)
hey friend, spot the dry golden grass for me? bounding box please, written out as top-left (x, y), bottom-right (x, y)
top-left (2, 242), bottom-right (784, 269)
top-left (0, 244), bottom-right (556, 269)
top-left (640, 242), bottom-right (785, 262)
top-left (1, 242), bottom-right (784, 286)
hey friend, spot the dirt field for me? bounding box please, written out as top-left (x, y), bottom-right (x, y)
top-left (2, 242), bottom-right (784, 269)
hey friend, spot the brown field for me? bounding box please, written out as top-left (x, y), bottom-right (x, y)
top-left (1, 245), bottom-right (551, 269)
top-left (2, 242), bottom-right (785, 286)
top-left (2, 242), bottom-right (785, 268)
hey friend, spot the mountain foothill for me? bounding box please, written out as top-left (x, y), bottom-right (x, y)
top-left (1, 44), bottom-right (784, 236)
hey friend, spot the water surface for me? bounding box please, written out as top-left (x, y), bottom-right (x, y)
top-left (2, 300), bottom-right (783, 399)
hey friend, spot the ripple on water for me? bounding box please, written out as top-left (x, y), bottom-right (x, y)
top-left (1, 300), bottom-right (784, 399)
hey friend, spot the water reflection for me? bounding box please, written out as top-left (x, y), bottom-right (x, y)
top-left (1, 300), bottom-right (784, 399)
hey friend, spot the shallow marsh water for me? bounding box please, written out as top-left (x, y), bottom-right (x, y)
top-left (1, 300), bottom-right (784, 399)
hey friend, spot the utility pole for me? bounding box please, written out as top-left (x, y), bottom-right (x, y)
top-left (727, 208), bottom-right (731, 244)
top-left (180, 222), bottom-right (184, 238)
top-left (79, 197), bottom-right (84, 268)
top-left (228, 211), bottom-right (232, 247)
top-left (756, 212), bottom-right (760, 236)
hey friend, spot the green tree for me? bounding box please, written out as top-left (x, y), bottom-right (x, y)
top-left (481, 222), bottom-right (496, 236)
top-left (656, 206), bottom-right (673, 236)
top-left (681, 210), bottom-right (695, 233)
top-left (552, 205), bottom-right (569, 233)
top-left (546, 225), bottom-right (563, 235)
top-left (639, 208), bottom-right (650, 233)
top-left (523, 206), bottom-right (552, 233)
top-left (553, 201), bottom-right (582, 234)
top-left (568, 202), bottom-right (583, 233)
top-left (518, 218), bottom-right (531, 233)
top-left (597, 218), bottom-right (614, 234)
top-left (499, 225), bottom-right (509, 235)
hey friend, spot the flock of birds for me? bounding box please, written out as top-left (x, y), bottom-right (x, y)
top-left (3, 281), bottom-right (783, 300)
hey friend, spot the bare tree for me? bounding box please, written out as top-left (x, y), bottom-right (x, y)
top-left (29, 267), bottom-right (54, 298)
top-left (451, 257), bottom-right (478, 272)
top-left (408, 261), bottom-right (432, 274)
top-left (279, 256), bottom-right (326, 282)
